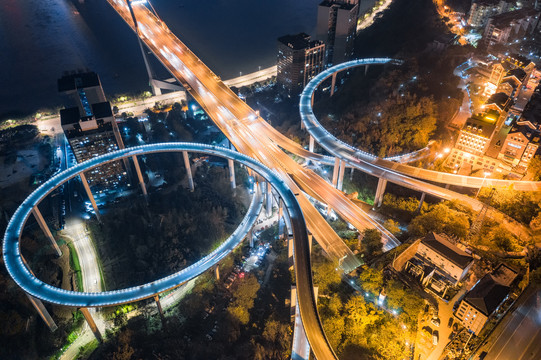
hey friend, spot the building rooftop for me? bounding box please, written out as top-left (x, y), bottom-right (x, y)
top-left (319, 0), bottom-right (357, 10)
top-left (463, 114), bottom-right (497, 136)
top-left (420, 232), bottom-right (473, 269)
top-left (278, 33), bottom-right (323, 51)
top-left (485, 92), bottom-right (512, 112)
top-left (92, 102), bottom-right (113, 119)
top-left (60, 107), bottom-right (81, 126)
top-left (491, 263), bottom-right (518, 286)
top-left (464, 274), bottom-right (510, 316)
top-left (489, 7), bottom-right (540, 28)
top-left (58, 72), bottom-right (100, 92)
top-left (486, 125), bottom-right (511, 158)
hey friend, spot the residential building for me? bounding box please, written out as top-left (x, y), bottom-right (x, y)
top-left (447, 113), bottom-right (502, 172)
top-left (277, 33), bottom-right (325, 96)
top-left (59, 72), bottom-right (129, 194)
top-left (316, 0), bottom-right (358, 66)
top-left (483, 8), bottom-right (540, 48)
top-left (455, 264), bottom-right (517, 334)
top-left (467, 0), bottom-right (515, 28)
top-left (414, 232), bottom-right (474, 284)
top-left (498, 123), bottom-right (540, 171)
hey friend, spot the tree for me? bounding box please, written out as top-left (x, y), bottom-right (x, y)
top-left (383, 219), bottom-right (401, 236)
top-left (312, 259), bottom-right (342, 294)
top-left (358, 267), bottom-right (383, 295)
top-left (529, 155), bottom-right (541, 181)
top-left (360, 229), bottom-right (383, 258)
top-left (408, 203), bottom-right (470, 238)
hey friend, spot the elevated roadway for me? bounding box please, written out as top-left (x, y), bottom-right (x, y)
top-left (299, 58), bottom-right (541, 192)
top-left (3, 142), bottom-right (338, 359)
top-left (108, 0), bottom-right (402, 273)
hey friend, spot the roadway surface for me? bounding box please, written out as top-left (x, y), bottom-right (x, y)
top-left (3, 142), bottom-right (338, 359)
top-left (481, 288), bottom-right (541, 360)
top-left (300, 58), bottom-right (541, 192)
top-left (109, 0), bottom-right (406, 273)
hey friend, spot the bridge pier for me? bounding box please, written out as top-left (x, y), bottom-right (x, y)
top-left (249, 227), bottom-right (255, 247)
top-left (365, 64), bottom-right (369, 75)
top-left (416, 192), bottom-right (426, 213)
top-left (215, 265), bottom-right (220, 281)
top-left (79, 172), bottom-right (100, 221)
top-left (374, 178), bottom-right (387, 207)
top-left (266, 182), bottom-right (273, 216)
top-left (80, 308), bottom-right (102, 342)
top-left (32, 206), bottom-right (62, 257)
top-left (154, 295), bottom-right (166, 328)
top-left (330, 72), bottom-right (337, 97)
top-left (337, 160), bottom-right (346, 191)
top-left (27, 294), bottom-right (58, 332)
top-left (182, 151), bottom-right (194, 192)
top-left (228, 159), bottom-right (236, 189)
top-left (350, 167), bottom-right (354, 181)
top-left (131, 155), bottom-right (147, 198)
top-left (332, 157), bottom-right (340, 188)
top-left (309, 135), bottom-right (315, 154)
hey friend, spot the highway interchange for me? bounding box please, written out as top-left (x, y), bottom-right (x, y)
top-left (4, 1), bottom-right (541, 359)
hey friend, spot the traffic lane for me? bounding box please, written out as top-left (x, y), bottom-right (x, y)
top-left (485, 291), bottom-right (541, 360)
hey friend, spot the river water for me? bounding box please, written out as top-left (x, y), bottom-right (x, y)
top-left (0, 0), bottom-right (321, 119)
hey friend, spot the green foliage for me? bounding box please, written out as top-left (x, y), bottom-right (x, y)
top-left (361, 228), bottom-right (383, 258)
top-left (227, 274), bottom-right (260, 325)
top-left (529, 155), bottom-right (541, 181)
top-left (408, 202), bottom-right (470, 239)
top-left (383, 219), bottom-right (401, 236)
top-left (481, 188), bottom-right (541, 225)
top-left (381, 193), bottom-right (426, 221)
top-left (66, 242), bottom-right (83, 291)
top-left (358, 266), bottom-right (384, 295)
top-left (488, 225), bottom-right (521, 252)
top-left (311, 258), bottom-right (342, 294)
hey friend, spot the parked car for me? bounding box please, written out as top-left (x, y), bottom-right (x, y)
top-left (447, 317), bottom-right (454, 328)
top-left (433, 331), bottom-right (439, 345)
top-left (431, 318), bottom-right (440, 327)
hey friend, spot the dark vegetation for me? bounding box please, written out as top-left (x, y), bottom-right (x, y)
top-left (90, 162), bottom-right (249, 289)
top-left (92, 226), bottom-right (294, 360)
top-left (312, 245), bottom-right (424, 360)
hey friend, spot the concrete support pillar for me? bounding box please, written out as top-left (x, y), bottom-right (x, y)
top-left (131, 155), bottom-right (147, 197)
top-left (182, 151), bottom-right (194, 192)
top-left (215, 265), bottom-right (220, 281)
top-left (445, 183), bottom-right (450, 189)
top-left (365, 64), bottom-right (369, 76)
top-left (249, 227), bottom-right (254, 248)
top-left (80, 308), bottom-right (102, 342)
top-left (332, 157), bottom-right (340, 188)
top-left (287, 237), bottom-right (294, 269)
top-left (374, 178), bottom-right (388, 208)
top-left (416, 192), bottom-right (426, 213)
top-left (27, 294), bottom-right (58, 332)
top-left (308, 233), bottom-right (313, 253)
top-left (337, 160), bottom-right (346, 191)
top-left (350, 167), bottom-right (354, 181)
top-left (278, 198), bottom-right (283, 221)
top-left (79, 172), bottom-right (100, 221)
top-left (311, 92), bottom-right (315, 108)
top-left (154, 295), bottom-right (166, 328)
top-left (266, 182), bottom-right (272, 216)
top-left (32, 206), bottom-right (61, 257)
top-left (309, 135), bottom-right (315, 154)
top-left (330, 73), bottom-right (337, 97)
top-left (228, 159), bottom-right (236, 189)
top-left (326, 204), bottom-right (332, 219)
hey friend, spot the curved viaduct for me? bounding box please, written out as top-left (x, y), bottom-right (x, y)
top-left (2, 142), bottom-right (338, 359)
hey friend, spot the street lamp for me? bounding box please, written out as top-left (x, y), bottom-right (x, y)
top-left (475, 171), bottom-right (490, 199)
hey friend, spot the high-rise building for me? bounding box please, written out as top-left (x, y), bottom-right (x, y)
top-left (467, 0), bottom-right (515, 28)
top-left (483, 8), bottom-right (540, 48)
top-left (59, 72), bottom-right (129, 194)
top-left (316, 0), bottom-right (358, 66)
top-left (277, 33), bottom-right (325, 96)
